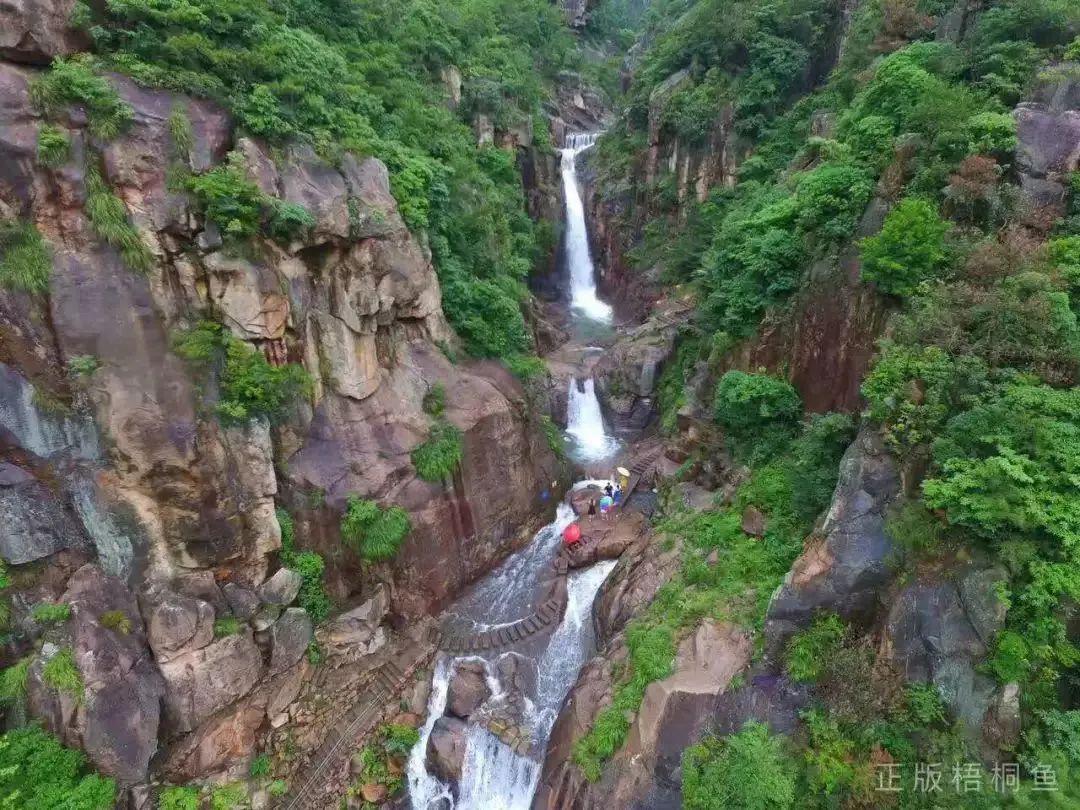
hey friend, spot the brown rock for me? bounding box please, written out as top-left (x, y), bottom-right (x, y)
top-left (741, 505), bottom-right (766, 537)
top-left (446, 661), bottom-right (491, 719)
top-left (359, 783), bottom-right (388, 803)
top-left (426, 716), bottom-right (467, 785)
top-left (0, 0), bottom-right (88, 64)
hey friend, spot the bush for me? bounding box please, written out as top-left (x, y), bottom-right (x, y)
top-left (411, 420), bottom-right (464, 481)
top-left (682, 722), bottom-right (796, 810)
top-left (0, 220), bottom-right (52, 294)
top-left (860, 198), bottom-right (950, 296)
top-left (174, 322), bottom-right (312, 425)
top-left (186, 162), bottom-right (266, 239)
top-left (249, 753), bottom-right (271, 778)
top-left (793, 163), bottom-right (875, 242)
top-left (786, 614), bottom-right (846, 683)
top-left (713, 371), bottom-right (802, 460)
top-left (30, 55), bottom-right (132, 139)
top-left (84, 164), bottom-right (155, 273)
top-left (0, 657), bottom-right (31, 703)
top-left (42, 648), bottom-right (84, 701)
top-left (210, 783), bottom-right (246, 810)
top-left (539, 414), bottom-right (566, 459)
top-left (422, 383), bottom-right (446, 417)
top-left (788, 413), bottom-right (856, 521)
top-left (0, 726), bottom-right (116, 809)
top-left (159, 786), bottom-right (200, 810)
top-left (37, 124), bottom-right (71, 168)
top-left (68, 355), bottom-right (100, 377)
top-left (277, 507), bottom-right (332, 623)
top-left (31, 602), bottom-right (71, 624)
top-left (340, 496), bottom-right (411, 562)
top-left (904, 682), bottom-right (947, 726)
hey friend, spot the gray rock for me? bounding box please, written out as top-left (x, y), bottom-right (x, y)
top-left (426, 716), bottom-right (467, 784)
top-left (446, 660), bottom-right (491, 719)
top-left (318, 585), bottom-right (387, 656)
top-left (257, 568), bottom-right (303, 606)
top-left (63, 565), bottom-right (165, 783)
top-left (763, 428), bottom-right (901, 655)
top-left (1015, 104), bottom-right (1080, 178)
top-left (222, 582), bottom-right (260, 619)
top-left (269, 608), bottom-right (313, 676)
top-left (142, 587), bottom-right (214, 663)
top-left (252, 604), bottom-right (281, 631)
top-left (158, 630), bottom-right (264, 734)
top-left (171, 571), bottom-right (228, 615)
top-left (0, 476), bottom-right (85, 564)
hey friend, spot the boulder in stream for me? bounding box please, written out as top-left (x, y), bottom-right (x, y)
top-left (446, 660), bottom-right (491, 719)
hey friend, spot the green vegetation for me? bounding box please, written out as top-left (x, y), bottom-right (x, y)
top-left (98, 609), bottom-right (132, 634)
top-left (249, 753), bottom-right (271, 778)
top-left (67, 355), bottom-right (101, 377)
top-left (31, 602), bottom-right (71, 625)
top-left (0, 219), bottom-right (52, 294)
top-left (158, 786), bottom-right (200, 810)
top-left (84, 163), bottom-right (155, 273)
top-left (30, 55), bottom-right (132, 139)
top-left (277, 507), bottom-right (332, 623)
top-left (70, 0), bottom-right (579, 359)
top-left (213, 617), bottom-right (242, 638)
top-left (42, 648), bottom-right (84, 701)
top-left (411, 420), bottom-right (464, 481)
top-left (0, 726), bottom-right (116, 809)
top-left (785, 614), bottom-right (846, 683)
top-left (209, 783), bottom-right (246, 810)
top-left (174, 321), bottom-right (312, 425)
top-left (539, 414), bottom-right (566, 460)
top-left (347, 723), bottom-right (420, 805)
top-left (422, 383), bottom-right (446, 417)
top-left (683, 722), bottom-right (796, 810)
top-left (0, 657), bottom-right (32, 704)
top-left (340, 496), bottom-right (411, 562)
top-left (36, 124), bottom-right (71, 168)
top-left (860, 197), bottom-right (951, 296)
top-left (712, 371), bottom-right (802, 462)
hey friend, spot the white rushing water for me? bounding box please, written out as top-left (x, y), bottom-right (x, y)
top-left (566, 377), bottom-right (619, 462)
top-left (561, 133), bottom-right (612, 323)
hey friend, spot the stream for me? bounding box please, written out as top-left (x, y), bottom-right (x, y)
top-left (406, 133), bottom-right (618, 809)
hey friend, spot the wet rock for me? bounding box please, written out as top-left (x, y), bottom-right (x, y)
top-left (567, 512), bottom-right (647, 568)
top-left (142, 587), bottom-right (215, 663)
top-left (426, 716), bottom-right (467, 784)
top-left (257, 568), bottom-right (303, 606)
top-left (0, 475), bottom-right (86, 564)
top-left (222, 582), bottom-right (260, 620)
top-left (446, 660), bottom-right (491, 719)
top-left (159, 630), bottom-right (264, 733)
top-left (0, 0), bottom-right (88, 64)
top-left (569, 485), bottom-right (603, 516)
top-left (1015, 104), bottom-right (1080, 178)
top-left (63, 565), bottom-right (165, 783)
top-left (764, 428), bottom-right (901, 655)
top-left (740, 505), bottom-right (766, 537)
top-left (269, 608), bottom-right (313, 676)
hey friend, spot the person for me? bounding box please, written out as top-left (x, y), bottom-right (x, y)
top-left (599, 493), bottom-right (613, 519)
top-left (604, 482), bottom-right (613, 498)
top-left (613, 485), bottom-right (623, 507)
top-left (588, 499), bottom-right (597, 517)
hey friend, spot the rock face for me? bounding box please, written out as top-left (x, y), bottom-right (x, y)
top-left (883, 562), bottom-right (1011, 759)
top-left (0, 473), bottom-right (87, 563)
top-left (1014, 63), bottom-right (1080, 223)
top-left (763, 428), bottom-right (901, 656)
top-left (258, 568), bottom-right (303, 606)
top-left (0, 0), bottom-right (88, 64)
top-left (426, 716), bottom-right (468, 785)
top-left (268, 608), bottom-right (313, 676)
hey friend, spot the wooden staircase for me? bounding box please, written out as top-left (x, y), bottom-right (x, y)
top-left (618, 448), bottom-right (662, 509)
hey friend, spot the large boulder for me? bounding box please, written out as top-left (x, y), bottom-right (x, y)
top-left (426, 716), bottom-right (468, 785)
top-left (257, 568), bottom-right (303, 606)
top-left (158, 630), bottom-right (264, 734)
top-left (269, 608), bottom-right (313, 676)
top-left (63, 565), bottom-right (166, 784)
top-left (763, 428), bottom-right (901, 656)
top-left (0, 0), bottom-right (88, 64)
top-left (1014, 63), bottom-right (1080, 222)
top-left (317, 585), bottom-right (388, 658)
top-left (141, 587), bottom-right (215, 663)
top-left (446, 660), bottom-right (491, 720)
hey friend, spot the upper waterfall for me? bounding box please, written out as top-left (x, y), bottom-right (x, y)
top-left (560, 134), bottom-right (612, 323)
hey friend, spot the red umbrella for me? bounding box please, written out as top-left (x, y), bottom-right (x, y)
top-left (563, 523), bottom-right (582, 545)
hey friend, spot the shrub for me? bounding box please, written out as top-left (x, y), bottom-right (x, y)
top-left (683, 722), bottom-right (796, 810)
top-left (713, 371), bottom-right (802, 460)
top-left (99, 610), bottom-right (132, 634)
top-left (860, 198), bottom-right (950, 296)
top-left (422, 383), bottom-right (446, 417)
top-left (306, 640), bottom-right (325, 666)
top-left (42, 648), bottom-right (84, 701)
top-left (249, 753), bottom-right (271, 778)
top-left (964, 111), bottom-right (1018, 157)
top-left (210, 783), bottom-right (246, 810)
top-left (0, 220), bottom-right (52, 294)
top-left (539, 414), bottom-right (566, 459)
top-left (786, 614), bottom-right (846, 683)
top-left (289, 552), bottom-right (332, 622)
top-left (905, 682), bottom-right (947, 727)
top-left (213, 617), bottom-right (242, 638)
top-left (37, 124), bottom-right (71, 167)
top-left (31, 602), bottom-right (71, 624)
top-left (84, 164), bottom-right (155, 273)
top-left (159, 786), bottom-right (200, 810)
top-left (340, 496), bottom-right (411, 562)
top-left (186, 161), bottom-right (266, 239)
top-left (68, 355), bottom-right (101, 377)
top-left (505, 354), bottom-right (547, 381)
top-left (168, 104), bottom-right (193, 158)
top-left (174, 322), bottom-right (312, 425)
top-left (268, 779), bottom-right (288, 797)
top-left (379, 723), bottom-right (420, 758)
top-left (0, 726), bottom-right (116, 809)
top-left (30, 55), bottom-right (132, 139)
top-left (788, 413), bottom-right (856, 521)
top-left (793, 163), bottom-right (874, 242)
top-left (0, 657), bottom-right (31, 703)
top-left (411, 421), bottom-right (464, 481)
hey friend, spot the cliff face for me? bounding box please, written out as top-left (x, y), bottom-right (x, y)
top-left (0, 9), bottom-right (562, 789)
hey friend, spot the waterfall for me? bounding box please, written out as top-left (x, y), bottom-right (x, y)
top-left (560, 134), bottom-right (612, 323)
top-left (565, 377), bottom-right (618, 462)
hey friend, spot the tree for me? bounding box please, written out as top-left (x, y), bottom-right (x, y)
top-left (860, 198), bottom-right (950, 296)
top-left (683, 722), bottom-right (796, 810)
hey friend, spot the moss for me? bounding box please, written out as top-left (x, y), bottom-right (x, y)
top-left (213, 617), bottom-right (242, 637)
top-left (0, 219), bottom-right (52, 294)
top-left (99, 610), bottom-right (132, 634)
